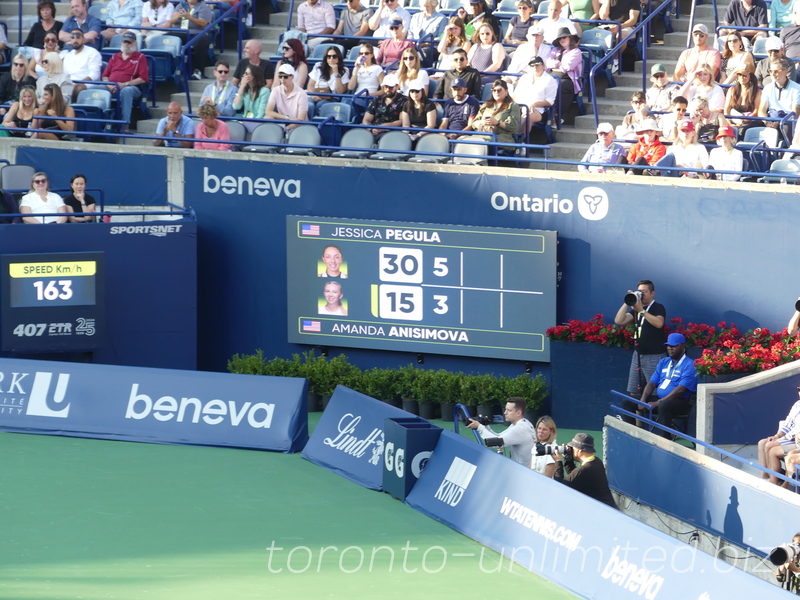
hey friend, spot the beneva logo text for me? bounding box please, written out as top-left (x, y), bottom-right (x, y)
top-left (490, 186), bottom-right (609, 221)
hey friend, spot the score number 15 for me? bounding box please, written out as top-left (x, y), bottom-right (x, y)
top-left (378, 248), bottom-right (448, 320)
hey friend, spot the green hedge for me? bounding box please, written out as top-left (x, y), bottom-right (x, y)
top-left (228, 350), bottom-right (548, 410)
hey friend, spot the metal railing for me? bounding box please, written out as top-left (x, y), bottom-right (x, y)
top-left (590, 0), bottom-right (675, 127)
top-left (609, 389), bottom-right (800, 489)
top-left (181, 1), bottom-right (247, 113)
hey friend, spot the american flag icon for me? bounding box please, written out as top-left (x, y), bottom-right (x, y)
top-left (302, 320), bottom-right (321, 332)
top-left (301, 224), bottom-right (320, 236)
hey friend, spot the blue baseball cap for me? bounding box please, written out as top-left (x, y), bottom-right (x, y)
top-left (665, 333), bottom-right (686, 346)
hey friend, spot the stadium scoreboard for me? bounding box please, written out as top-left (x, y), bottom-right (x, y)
top-left (286, 216), bottom-right (556, 362)
top-left (1, 252), bottom-right (105, 352)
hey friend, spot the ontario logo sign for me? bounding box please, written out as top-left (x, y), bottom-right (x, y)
top-left (490, 186), bottom-right (609, 221)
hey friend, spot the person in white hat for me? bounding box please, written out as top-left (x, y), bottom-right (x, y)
top-left (361, 72), bottom-right (406, 136)
top-left (578, 122), bottom-right (626, 173)
top-left (756, 36), bottom-right (796, 85)
top-left (674, 23), bottom-right (721, 82)
top-left (265, 64), bottom-right (309, 131)
top-left (505, 24), bottom-right (552, 84)
top-left (624, 118), bottom-right (666, 175)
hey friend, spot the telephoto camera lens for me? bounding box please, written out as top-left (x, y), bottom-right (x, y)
top-left (624, 291), bottom-right (642, 306)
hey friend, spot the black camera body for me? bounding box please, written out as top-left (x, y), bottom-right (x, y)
top-left (463, 415), bottom-right (491, 427)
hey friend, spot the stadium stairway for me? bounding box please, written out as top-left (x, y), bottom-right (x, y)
top-left (541, 0), bottom-right (726, 172)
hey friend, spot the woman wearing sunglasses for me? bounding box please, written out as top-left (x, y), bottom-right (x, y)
top-left (0, 55), bottom-right (36, 113)
top-left (376, 19), bottom-right (415, 67)
top-left (274, 39), bottom-right (309, 89)
top-left (397, 47), bottom-right (429, 96)
top-left (35, 52), bottom-right (74, 105)
top-left (19, 172), bottom-right (67, 224)
top-left (28, 33), bottom-right (60, 79)
top-left (308, 45), bottom-right (350, 108)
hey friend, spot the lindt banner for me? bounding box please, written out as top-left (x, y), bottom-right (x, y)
top-left (0, 357), bottom-right (308, 452)
top-left (302, 386), bottom-right (414, 490)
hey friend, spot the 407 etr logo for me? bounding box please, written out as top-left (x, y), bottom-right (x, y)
top-left (13, 318), bottom-right (96, 337)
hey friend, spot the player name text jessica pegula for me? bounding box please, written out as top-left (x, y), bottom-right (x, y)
top-left (332, 323), bottom-right (468, 342)
top-left (330, 227), bottom-right (441, 243)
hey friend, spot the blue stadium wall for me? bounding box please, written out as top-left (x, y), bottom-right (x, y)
top-left (13, 147), bottom-right (799, 385)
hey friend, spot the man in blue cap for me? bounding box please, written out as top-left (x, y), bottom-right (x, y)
top-left (636, 332), bottom-right (698, 438)
top-left (440, 77), bottom-right (480, 138)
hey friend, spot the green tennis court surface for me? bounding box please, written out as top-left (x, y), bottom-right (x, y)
top-left (0, 415), bottom-right (584, 600)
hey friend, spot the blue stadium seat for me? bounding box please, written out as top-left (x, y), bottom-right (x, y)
top-left (331, 128), bottom-right (374, 158)
top-left (309, 43), bottom-right (346, 61)
top-left (242, 122), bottom-right (284, 153)
top-left (407, 133), bottom-right (449, 163)
top-left (284, 124), bottom-right (322, 155)
top-left (368, 131), bottom-right (412, 161)
top-left (452, 140), bottom-right (489, 165)
top-left (313, 102), bottom-right (354, 124)
top-left (147, 35), bottom-right (183, 57)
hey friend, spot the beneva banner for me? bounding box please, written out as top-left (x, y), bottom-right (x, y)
top-left (0, 358), bottom-right (308, 452)
top-left (405, 430), bottom-right (784, 600)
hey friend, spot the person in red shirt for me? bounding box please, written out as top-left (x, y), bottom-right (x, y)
top-left (100, 31), bottom-right (149, 130)
top-left (625, 118), bottom-right (666, 175)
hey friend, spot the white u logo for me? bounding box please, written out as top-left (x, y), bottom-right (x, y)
top-left (26, 373), bottom-right (71, 418)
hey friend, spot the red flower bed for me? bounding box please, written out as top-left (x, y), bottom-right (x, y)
top-left (546, 316), bottom-right (800, 375)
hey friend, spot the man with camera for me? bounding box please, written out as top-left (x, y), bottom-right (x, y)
top-left (614, 279), bottom-right (666, 419)
top-left (552, 433), bottom-right (617, 508)
top-left (771, 533), bottom-right (800, 593)
top-left (466, 397), bottom-right (536, 466)
top-left (634, 332), bottom-right (698, 438)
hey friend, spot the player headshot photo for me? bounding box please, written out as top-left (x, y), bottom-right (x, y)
top-left (318, 245), bottom-right (348, 278)
top-left (318, 281), bottom-right (348, 316)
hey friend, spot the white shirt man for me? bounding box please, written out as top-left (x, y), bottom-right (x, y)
top-left (506, 25), bottom-right (553, 80)
top-left (539, 0), bottom-right (578, 44)
top-left (369, 0), bottom-right (411, 38)
top-left (297, 0), bottom-right (336, 48)
top-left (467, 398), bottom-right (536, 466)
top-left (512, 56), bottom-right (557, 128)
top-left (63, 29), bottom-right (102, 85)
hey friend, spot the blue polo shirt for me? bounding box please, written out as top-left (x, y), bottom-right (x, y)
top-left (650, 354), bottom-right (698, 399)
top-left (62, 14), bottom-right (104, 50)
top-left (156, 114), bottom-right (196, 148)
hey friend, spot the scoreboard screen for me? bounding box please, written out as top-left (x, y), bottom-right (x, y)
top-left (1, 252), bottom-right (105, 352)
top-left (286, 216), bottom-right (556, 362)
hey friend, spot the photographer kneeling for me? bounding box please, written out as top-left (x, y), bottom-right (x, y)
top-left (467, 397), bottom-right (536, 467)
top-left (552, 433), bottom-right (618, 509)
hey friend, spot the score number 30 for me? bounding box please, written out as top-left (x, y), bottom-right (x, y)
top-left (378, 248), bottom-right (447, 321)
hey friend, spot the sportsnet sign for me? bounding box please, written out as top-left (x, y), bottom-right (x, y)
top-left (0, 358), bottom-right (308, 452)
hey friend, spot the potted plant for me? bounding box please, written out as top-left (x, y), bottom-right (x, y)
top-left (396, 364), bottom-right (420, 415)
top-left (506, 373), bottom-right (548, 423)
top-left (359, 368), bottom-right (400, 406)
top-left (476, 374), bottom-right (502, 420)
top-left (460, 374), bottom-right (482, 417)
top-left (439, 370), bottom-right (463, 422)
top-left (411, 369), bottom-right (437, 420)
top-left (316, 353), bottom-right (361, 409)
